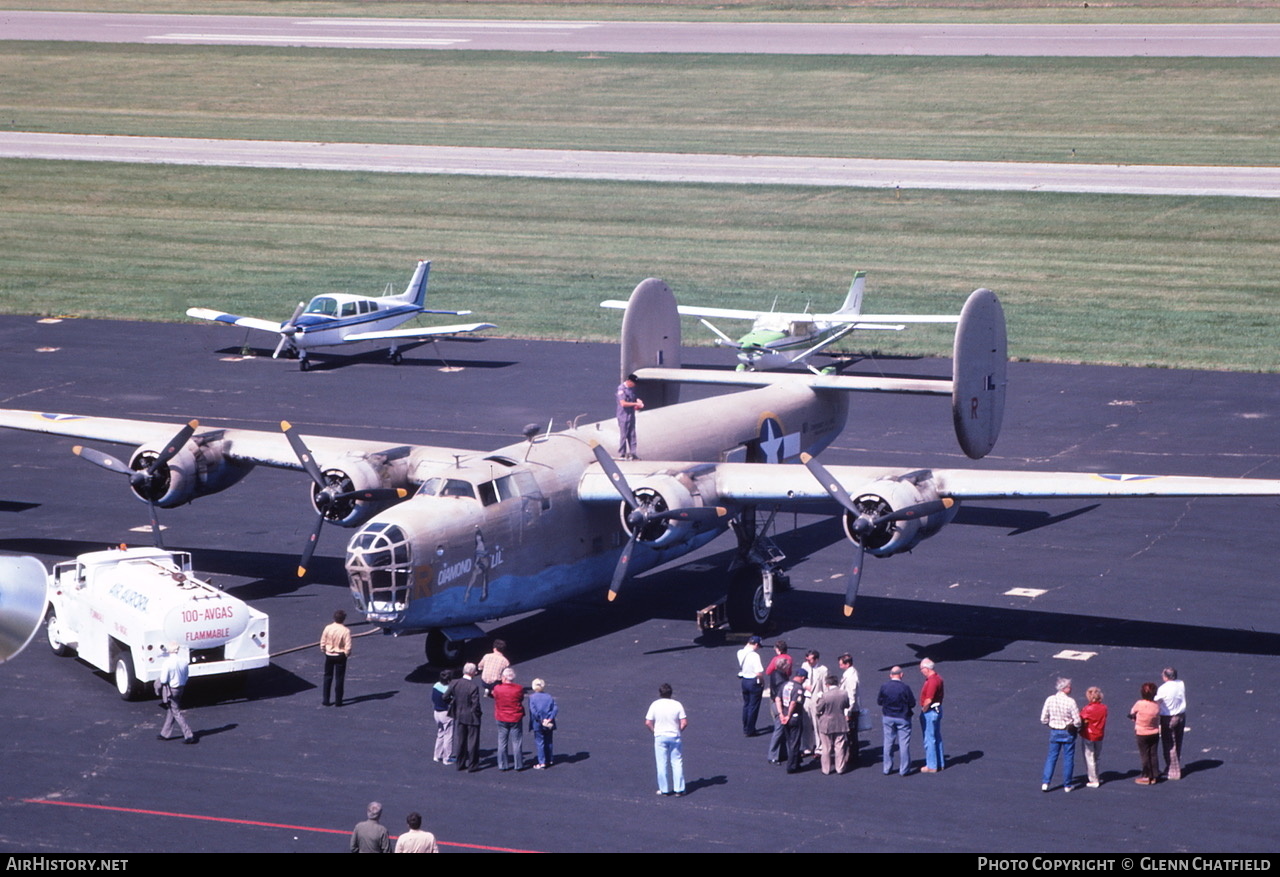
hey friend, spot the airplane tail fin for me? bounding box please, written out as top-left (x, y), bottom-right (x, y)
top-left (835, 271), bottom-right (866, 316)
top-left (951, 288), bottom-right (1007, 460)
top-left (619, 278), bottom-right (682, 409)
top-left (393, 260), bottom-right (432, 307)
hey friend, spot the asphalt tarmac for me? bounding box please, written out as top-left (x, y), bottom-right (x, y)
top-left (0, 314), bottom-right (1277, 854)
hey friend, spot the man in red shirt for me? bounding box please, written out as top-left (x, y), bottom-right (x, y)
top-left (492, 667), bottom-right (527, 771)
top-left (919, 658), bottom-right (945, 772)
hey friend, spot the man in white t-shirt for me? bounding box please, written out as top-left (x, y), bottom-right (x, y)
top-left (645, 683), bottom-right (688, 796)
top-left (394, 811), bottom-right (438, 853)
top-left (1155, 667), bottom-right (1187, 781)
top-left (737, 635), bottom-right (765, 737)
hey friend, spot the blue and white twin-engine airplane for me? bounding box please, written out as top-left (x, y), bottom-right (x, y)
top-left (187, 260), bottom-right (495, 370)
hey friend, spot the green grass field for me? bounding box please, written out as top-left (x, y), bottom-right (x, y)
top-left (2, 160), bottom-right (1275, 371)
top-left (5, 45), bottom-right (1278, 167)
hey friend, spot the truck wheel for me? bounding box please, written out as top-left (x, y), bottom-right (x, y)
top-left (726, 566), bottom-right (773, 632)
top-left (425, 630), bottom-right (463, 667)
top-left (113, 651), bottom-right (144, 701)
top-left (46, 609), bottom-right (74, 657)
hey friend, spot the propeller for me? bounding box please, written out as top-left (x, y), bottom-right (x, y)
top-left (72, 419), bottom-right (199, 549)
top-left (800, 452), bottom-right (954, 617)
top-left (272, 301), bottom-right (306, 359)
top-left (281, 421), bottom-right (407, 578)
top-left (590, 442), bottom-right (725, 601)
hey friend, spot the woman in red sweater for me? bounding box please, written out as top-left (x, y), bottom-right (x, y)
top-left (1079, 686), bottom-right (1108, 788)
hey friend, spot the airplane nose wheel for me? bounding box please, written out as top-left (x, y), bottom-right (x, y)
top-left (425, 630), bottom-right (464, 667)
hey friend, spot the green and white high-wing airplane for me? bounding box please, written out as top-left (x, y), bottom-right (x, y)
top-left (602, 271), bottom-right (958, 373)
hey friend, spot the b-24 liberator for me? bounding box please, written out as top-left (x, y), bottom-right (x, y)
top-left (4, 279), bottom-right (1279, 664)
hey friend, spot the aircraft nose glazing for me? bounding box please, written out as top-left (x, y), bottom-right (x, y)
top-left (345, 521), bottom-right (413, 623)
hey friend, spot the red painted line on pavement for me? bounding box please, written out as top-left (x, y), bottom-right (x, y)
top-left (21, 798), bottom-right (542, 853)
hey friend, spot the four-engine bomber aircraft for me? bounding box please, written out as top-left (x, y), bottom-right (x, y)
top-left (603, 271), bottom-right (958, 373)
top-left (187, 260), bottom-right (495, 370)
top-left (3, 279), bottom-right (1280, 664)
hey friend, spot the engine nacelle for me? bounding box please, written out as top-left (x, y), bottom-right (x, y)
top-left (618, 473), bottom-right (708, 550)
top-left (311, 457), bottom-right (397, 527)
top-left (128, 440), bottom-right (252, 507)
top-left (841, 478), bottom-right (957, 558)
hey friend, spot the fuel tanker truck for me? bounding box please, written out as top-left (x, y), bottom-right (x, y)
top-left (43, 545), bottom-right (269, 699)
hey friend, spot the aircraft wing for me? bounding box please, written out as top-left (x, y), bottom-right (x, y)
top-left (186, 307), bottom-right (284, 335)
top-left (817, 313), bottom-right (960, 325)
top-left (634, 366), bottom-right (954, 396)
top-left (0, 409), bottom-right (472, 469)
top-left (604, 300), bottom-right (960, 326)
top-left (343, 322), bottom-right (496, 343)
top-left (578, 460), bottom-right (1280, 505)
top-left (603, 300), bottom-right (771, 322)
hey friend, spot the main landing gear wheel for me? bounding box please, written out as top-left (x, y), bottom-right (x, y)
top-left (726, 566), bottom-right (773, 632)
top-left (299, 357), bottom-right (310, 372)
top-left (45, 609), bottom-right (74, 657)
top-left (425, 630), bottom-right (464, 667)
top-left (112, 649), bottom-right (144, 701)
top-left (390, 351), bottom-right (403, 365)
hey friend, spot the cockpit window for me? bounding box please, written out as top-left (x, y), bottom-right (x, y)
top-left (305, 296), bottom-right (338, 316)
top-left (478, 474), bottom-right (518, 506)
top-left (416, 477), bottom-right (477, 500)
top-left (440, 479), bottom-right (476, 499)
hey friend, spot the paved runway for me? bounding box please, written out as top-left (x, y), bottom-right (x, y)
top-left (0, 314), bottom-right (1277, 853)
top-left (8, 13), bottom-right (1276, 198)
top-left (5, 133), bottom-right (1277, 198)
top-left (6, 11), bottom-right (1280, 56)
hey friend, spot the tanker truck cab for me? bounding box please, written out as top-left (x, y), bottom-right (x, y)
top-left (44, 546), bottom-right (270, 700)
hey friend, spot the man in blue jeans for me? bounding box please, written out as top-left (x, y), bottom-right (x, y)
top-left (919, 658), bottom-right (945, 772)
top-left (737, 635), bottom-right (765, 736)
top-left (1040, 677), bottom-right (1081, 792)
top-left (645, 683), bottom-right (688, 796)
top-left (877, 666), bottom-right (916, 776)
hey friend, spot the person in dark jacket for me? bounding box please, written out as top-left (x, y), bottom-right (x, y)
top-left (445, 662), bottom-right (483, 771)
top-left (878, 665), bottom-right (916, 776)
